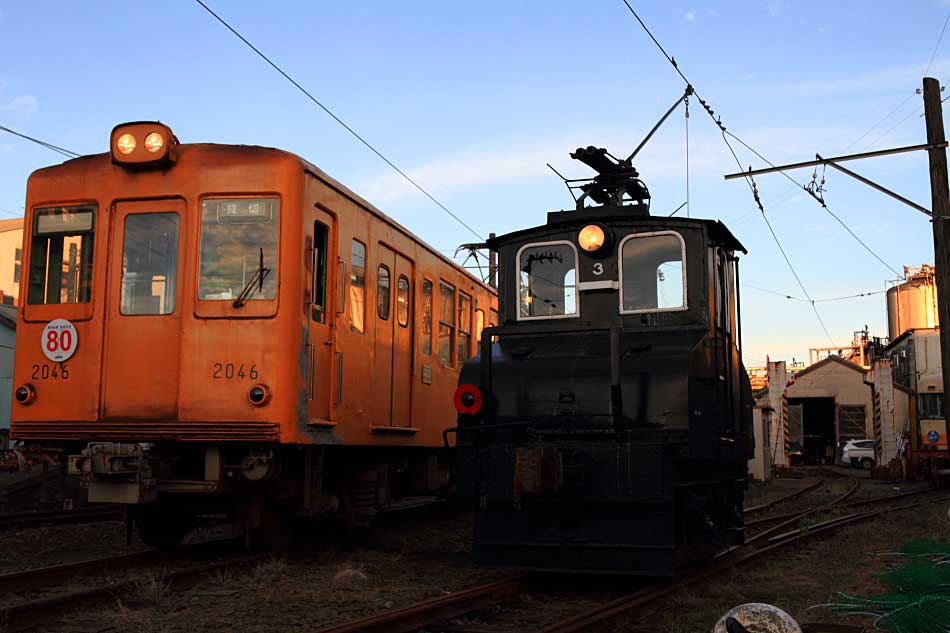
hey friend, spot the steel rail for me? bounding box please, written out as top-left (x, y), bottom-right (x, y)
top-left (538, 494), bottom-right (950, 633)
top-left (744, 479), bottom-right (822, 513)
top-left (744, 485), bottom-right (936, 528)
top-left (0, 536), bottom-right (242, 596)
top-left (311, 575), bottom-right (527, 633)
top-left (0, 506), bottom-right (123, 531)
top-left (746, 479), bottom-right (859, 545)
top-left (0, 549), bottom-right (268, 632)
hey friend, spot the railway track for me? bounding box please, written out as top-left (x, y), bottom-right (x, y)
top-left (0, 537), bottom-right (260, 632)
top-left (313, 487), bottom-right (950, 633)
top-left (743, 479), bottom-right (822, 513)
top-left (0, 506), bottom-right (123, 531)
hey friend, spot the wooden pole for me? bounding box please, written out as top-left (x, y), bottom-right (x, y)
top-left (922, 76), bottom-right (950, 458)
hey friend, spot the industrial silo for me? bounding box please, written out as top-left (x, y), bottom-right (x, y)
top-left (887, 265), bottom-right (939, 340)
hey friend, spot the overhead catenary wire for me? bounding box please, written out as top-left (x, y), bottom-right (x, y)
top-left (617, 0), bottom-right (836, 346)
top-left (742, 284), bottom-right (886, 303)
top-left (0, 124), bottom-right (80, 159)
top-left (193, 0), bottom-right (483, 241)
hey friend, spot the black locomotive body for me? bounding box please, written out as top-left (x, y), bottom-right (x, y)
top-left (455, 148), bottom-right (753, 576)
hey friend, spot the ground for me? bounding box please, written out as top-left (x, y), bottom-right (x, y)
top-left (1, 471), bottom-right (947, 632)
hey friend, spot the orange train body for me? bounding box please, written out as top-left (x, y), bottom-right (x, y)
top-left (11, 124), bottom-right (495, 545)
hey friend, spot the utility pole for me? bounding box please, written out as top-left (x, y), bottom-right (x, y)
top-left (923, 75), bottom-right (950, 455)
top-left (488, 232), bottom-right (497, 289)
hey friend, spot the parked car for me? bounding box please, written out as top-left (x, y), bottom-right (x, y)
top-left (841, 439), bottom-right (876, 470)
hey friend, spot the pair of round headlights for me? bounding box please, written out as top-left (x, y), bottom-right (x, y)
top-left (115, 131), bottom-right (165, 155)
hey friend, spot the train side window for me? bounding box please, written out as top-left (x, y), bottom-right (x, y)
top-left (120, 213), bottom-right (179, 315)
top-left (396, 275), bottom-right (410, 327)
top-left (311, 222), bottom-right (328, 323)
top-left (475, 308), bottom-right (485, 346)
top-left (439, 281), bottom-right (455, 367)
top-left (376, 264), bottom-right (391, 320)
top-left (458, 292), bottom-right (472, 362)
top-left (619, 231), bottom-right (686, 313)
top-left (421, 280), bottom-right (433, 355)
top-left (517, 241), bottom-right (578, 320)
top-left (28, 205), bottom-right (95, 305)
top-left (349, 240), bottom-right (366, 333)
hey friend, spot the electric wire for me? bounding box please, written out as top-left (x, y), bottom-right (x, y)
top-left (724, 126), bottom-right (901, 278)
top-left (617, 0), bottom-right (836, 346)
top-left (925, 11), bottom-right (950, 77)
top-left (193, 0), bottom-right (484, 241)
top-left (0, 124), bottom-right (80, 158)
top-left (742, 284), bottom-right (885, 303)
top-left (840, 94), bottom-right (915, 154)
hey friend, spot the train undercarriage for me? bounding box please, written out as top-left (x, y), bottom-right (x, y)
top-left (35, 441), bottom-right (453, 549)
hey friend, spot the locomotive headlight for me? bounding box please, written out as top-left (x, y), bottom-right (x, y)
top-left (116, 133), bottom-right (136, 155)
top-left (144, 132), bottom-right (164, 153)
top-left (578, 224), bottom-right (606, 252)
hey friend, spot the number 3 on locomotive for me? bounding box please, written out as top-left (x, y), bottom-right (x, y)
top-left (592, 262), bottom-right (604, 276)
top-left (41, 319), bottom-right (78, 362)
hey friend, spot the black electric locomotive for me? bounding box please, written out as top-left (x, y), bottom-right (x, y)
top-left (453, 146), bottom-right (753, 576)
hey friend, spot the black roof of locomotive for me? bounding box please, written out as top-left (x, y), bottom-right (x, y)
top-left (487, 204), bottom-right (747, 254)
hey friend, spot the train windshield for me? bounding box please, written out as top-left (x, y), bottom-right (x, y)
top-left (620, 231), bottom-right (685, 313)
top-left (27, 205), bottom-right (95, 305)
top-left (198, 198), bottom-right (279, 301)
top-left (518, 242), bottom-right (577, 319)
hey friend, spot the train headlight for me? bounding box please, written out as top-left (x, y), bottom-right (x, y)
top-left (578, 224), bottom-right (606, 252)
top-left (116, 133), bottom-right (136, 155)
top-left (453, 384), bottom-right (483, 415)
top-left (15, 384), bottom-right (36, 405)
top-left (110, 122), bottom-right (178, 167)
top-left (248, 384), bottom-right (270, 406)
top-left (144, 132), bottom-right (164, 153)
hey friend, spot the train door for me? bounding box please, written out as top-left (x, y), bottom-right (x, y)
top-left (373, 244), bottom-right (413, 426)
top-left (308, 211), bottom-right (336, 422)
top-left (101, 199), bottom-right (184, 419)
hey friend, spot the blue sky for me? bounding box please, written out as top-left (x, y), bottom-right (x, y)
top-left (1, 1), bottom-right (948, 365)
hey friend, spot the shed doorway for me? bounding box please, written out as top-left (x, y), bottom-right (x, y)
top-left (788, 397), bottom-right (836, 464)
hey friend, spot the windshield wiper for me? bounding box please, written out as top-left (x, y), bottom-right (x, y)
top-left (233, 248), bottom-right (271, 308)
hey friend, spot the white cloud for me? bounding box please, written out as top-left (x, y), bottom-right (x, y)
top-left (5, 95), bottom-right (38, 115)
top-left (0, 144), bottom-right (12, 153)
top-left (766, 0), bottom-right (783, 17)
top-left (684, 11), bottom-right (695, 21)
top-left (0, 77), bottom-right (8, 92)
top-left (745, 58), bottom-right (950, 98)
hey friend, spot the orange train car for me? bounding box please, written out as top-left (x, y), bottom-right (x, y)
top-left (11, 121), bottom-right (496, 547)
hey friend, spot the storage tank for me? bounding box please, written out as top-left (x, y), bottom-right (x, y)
top-left (887, 265), bottom-right (939, 340)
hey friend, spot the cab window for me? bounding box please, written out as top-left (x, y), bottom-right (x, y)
top-left (517, 241), bottom-right (577, 319)
top-left (28, 205), bottom-right (95, 305)
top-left (620, 231), bottom-right (685, 313)
top-left (198, 198), bottom-right (278, 301)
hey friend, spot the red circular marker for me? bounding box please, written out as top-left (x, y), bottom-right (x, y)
top-left (453, 383), bottom-right (483, 415)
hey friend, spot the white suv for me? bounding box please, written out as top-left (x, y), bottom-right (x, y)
top-left (841, 439), bottom-right (875, 470)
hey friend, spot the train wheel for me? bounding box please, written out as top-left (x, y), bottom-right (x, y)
top-left (136, 503), bottom-right (187, 550)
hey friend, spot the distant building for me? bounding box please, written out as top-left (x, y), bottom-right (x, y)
top-left (0, 218), bottom-right (24, 306)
